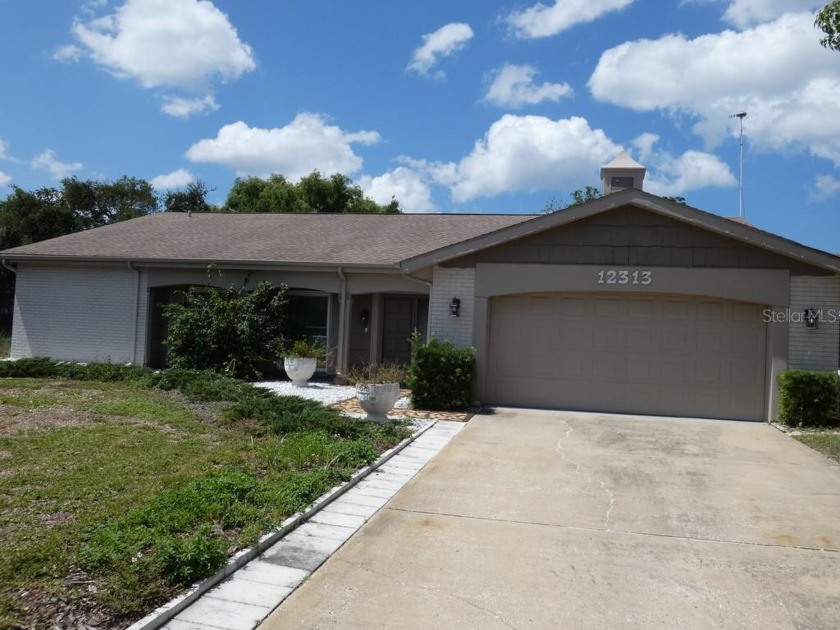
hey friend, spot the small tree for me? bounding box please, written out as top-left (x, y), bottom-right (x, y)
top-left (164, 280), bottom-right (288, 379)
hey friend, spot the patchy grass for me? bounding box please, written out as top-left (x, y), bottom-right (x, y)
top-left (0, 370), bottom-right (410, 629)
top-left (794, 431), bottom-right (840, 464)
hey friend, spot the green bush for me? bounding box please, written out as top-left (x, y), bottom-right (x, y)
top-left (778, 370), bottom-right (840, 427)
top-left (407, 335), bottom-right (475, 410)
top-left (164, 280), bottom-right (288, 380)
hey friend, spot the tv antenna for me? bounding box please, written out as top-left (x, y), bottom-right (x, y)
top-left (730, 112), bottom-right (747, 219)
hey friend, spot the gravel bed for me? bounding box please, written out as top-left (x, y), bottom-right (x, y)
top-left (254, 381), bottom-right (357, 405)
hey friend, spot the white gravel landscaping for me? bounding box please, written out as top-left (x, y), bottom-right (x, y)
top-left (254, 381), bottom-right (357, 405)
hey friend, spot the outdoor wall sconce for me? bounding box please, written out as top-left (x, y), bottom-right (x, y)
top-left (450, 297), bottom-right (461, 317)
top-left (804, 307), bottom-right (819, 329)
top-left (359, 309), bottom-right (370, 327)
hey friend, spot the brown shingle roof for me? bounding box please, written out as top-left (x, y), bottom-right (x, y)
top-left (0, 212), bottom-right (536, 267)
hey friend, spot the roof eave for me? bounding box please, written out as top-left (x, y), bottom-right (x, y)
top-left (0, 254), bottom-right (403, 274)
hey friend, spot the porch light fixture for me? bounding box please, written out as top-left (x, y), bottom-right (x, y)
top-left (804, 307), bottom-right (819, 329)
top-left (449, 297), bottom-right (461, 317)
top-left (359, 309), bottom-right (370, 327)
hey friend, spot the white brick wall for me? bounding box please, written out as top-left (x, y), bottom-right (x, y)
top-left (11, 264), bottom-right (141, 364)
top-left (788, 275), bottom-right (840, 371)
top-left (429, 266), bottom-right (475, 348)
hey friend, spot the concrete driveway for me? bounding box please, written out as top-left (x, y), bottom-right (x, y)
top-left (262, 410), bottom-right (840, 629)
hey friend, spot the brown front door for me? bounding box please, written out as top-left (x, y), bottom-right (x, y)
top-left (381, 296), bottom-right (428, 365)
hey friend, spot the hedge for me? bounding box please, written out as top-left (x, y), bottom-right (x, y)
top-left (407, 336), bottom-right (475, 411)
top-left (777, 369), bottom-right (840, 427)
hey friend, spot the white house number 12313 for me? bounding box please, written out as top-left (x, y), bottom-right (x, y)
top-left (597, 269), bottom-right (653, 285)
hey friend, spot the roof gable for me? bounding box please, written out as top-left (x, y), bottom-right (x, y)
top-left (401, 189), bottom-right (840, 274)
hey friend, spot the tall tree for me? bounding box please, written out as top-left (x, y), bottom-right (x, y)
top-left (164, 181), bottom-right (213, 214)
top-left (816, 1), bottom-right (840, 51)
top-left (224, 171), bottom-right (400, 214)
top-left (63, 176), bottom-right (158, 229)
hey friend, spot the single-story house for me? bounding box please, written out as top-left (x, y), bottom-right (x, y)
top-left (2, 154), bottom-right (839, 422)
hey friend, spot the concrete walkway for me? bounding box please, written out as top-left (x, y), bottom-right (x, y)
top-left (159, 421), bottom-right (464, 630)
top-left (262, 409), bottom-right (840, 629)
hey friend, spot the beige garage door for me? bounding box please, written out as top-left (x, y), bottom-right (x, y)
top-left (487, 294), bottom-right (767, 421)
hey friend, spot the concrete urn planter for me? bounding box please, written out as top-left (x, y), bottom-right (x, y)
top-left (283, 357), bottom-right (317, 387)
top-left (356, 383), bottom-right (401, 423)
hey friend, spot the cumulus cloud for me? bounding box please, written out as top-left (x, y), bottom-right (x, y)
top-left (0, 172), bottom-right (11, 188)
top-left (30, 149), bottom-right (83, 180)
top-left (186, 113), bottom-right (381, 180)
top-left (506, 0), bottom-right (636, 39)
top-left (407, 22), bottom-right (474, 77)
top-left (151, 168), bottom-right (195, 190)
top-left (810, 174), bottom-right (840, 201)
top-left (64, 0), bottom-right (255, 117)
top-left (644, 150), bottom-right (736, 196)
top-left (162, 95), bottom-right (219, 118)
top-left (588, 13), bottom-right (840, 165)
top-left (421, 115), bottom-right (621, 202)
top-left (357, 167), bottom-right (436, 214)
top-left (723, 0), bottom-right (823, 28)
top-left (483, 64), bottom-right (573, 108)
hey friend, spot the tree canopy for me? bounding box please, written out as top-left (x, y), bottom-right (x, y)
top-left (816, 1), bottom-right (840, 51)
top-left (224, 171), bottom-right (400, 214)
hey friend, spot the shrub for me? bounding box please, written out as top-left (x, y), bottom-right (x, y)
top-left (778, 370), bottom-right (840, 427)
top-left (407, 334), bottom-right (475, 410)
top-left (344, 361), bottom-right (405, 385)
top-left (164, 280), bottom-right (288, 380)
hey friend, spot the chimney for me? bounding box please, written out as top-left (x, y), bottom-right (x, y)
top-left (601, 151), bottom-right (646, 195)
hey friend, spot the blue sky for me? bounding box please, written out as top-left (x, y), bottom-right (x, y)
top-left (0, 0), bottom-right (838, 251)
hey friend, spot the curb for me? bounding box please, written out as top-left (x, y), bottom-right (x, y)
top-left (127, 420), bottom-right (438, 630)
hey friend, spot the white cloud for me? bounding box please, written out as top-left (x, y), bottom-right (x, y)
top-left (161, 95), bottom-right (219, 118)
top-left (810, 174), bottom-right (840, 201)
top-left (407, 22), bottom-right (474, 77)
top-left (186, 113), bottom-right (381, 180)
top-left (52, 44), bottom-right (84, 63)
top-left (644, 150), bottom-right (736, 196)
top-left (0, 138), bottom-right (8, 160)
top-left (506, 0), bottom-right (636, 39)
top-left (151, 168), bottom-right (195, 190)
top-left (66, 0), bottom-right (255, 117)
top-left (358, 167), bottom-right (436, 214)
top-left (30, 149), bottom-right (83, 180)
top-left (0, 172), bottom-right (11, 188)
top-left (588, 13), bottom-right (840, 165)
top-left (632, 132), bottom-right (660, 163)
top-left (424, 115), bottom-right (621, 202)
top-left (483, 64), bottom-right (573, 108)
top-left (723, 0), bottom-right (822, 28)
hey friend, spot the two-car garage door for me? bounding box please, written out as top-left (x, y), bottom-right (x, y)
top-left (486, 294), bottom-right (767, 421)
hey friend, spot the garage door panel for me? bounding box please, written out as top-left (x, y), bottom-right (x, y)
top-left (487, 294), bottom-right (767, 421)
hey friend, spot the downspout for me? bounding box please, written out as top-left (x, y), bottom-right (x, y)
top-left (337, 266), bottom-right (347, 375)
top-left (1, 260), bottom-right (16, 275)
top-left (127, 262), bottom-right (140, 365)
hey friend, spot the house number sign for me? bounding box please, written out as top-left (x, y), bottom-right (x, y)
top-left (597, 269), bottom-right (653, 285)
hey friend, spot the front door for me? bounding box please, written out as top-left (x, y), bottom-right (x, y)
top-left (381, 296), bottom-right (428, 365)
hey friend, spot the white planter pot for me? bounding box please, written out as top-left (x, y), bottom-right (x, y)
top-left (283, 357), bottom-right (317, 387)
top-left (356, 383), bottom-right (401, 423)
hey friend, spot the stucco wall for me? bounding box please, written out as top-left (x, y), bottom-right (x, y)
top-left (11, 264), bottom-right (141, 364)
top-left (788, 275), bottom-right (840, 371)
top-left (429, 266), bottom-right (474, 348)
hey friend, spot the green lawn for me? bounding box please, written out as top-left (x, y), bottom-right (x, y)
top-left (0, 374), bottom-right (409, 628)
top-left (794, 431), bottom-right (840, 463)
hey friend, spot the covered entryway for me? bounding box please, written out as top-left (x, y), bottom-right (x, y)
top-left (486, 293), bottom-right (767, 421)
